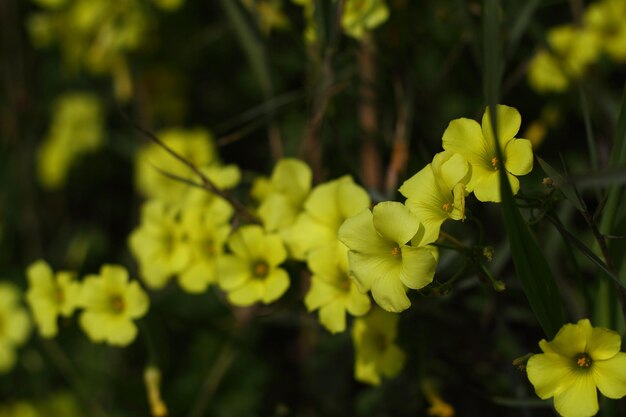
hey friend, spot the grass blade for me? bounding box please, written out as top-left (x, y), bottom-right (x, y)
top-left (483, 0), bottom-right (565, 338)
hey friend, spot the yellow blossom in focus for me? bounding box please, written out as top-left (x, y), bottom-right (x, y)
top-left (79, 264), bottom-right (149, 346)
top-left (342, 0), bottom-right (390, 39)
top-left (352, 307), bottom-right (405, 385)
top-left (304, 246), bottom-right (370, 333)
top-left (442, 105), bottom-right (534, 202)
top-left (527, 319), bottom-right (626, 417)
top-left (338, 202), bottom-right (437, 313)
top-left (0, 283), bottom-right (31, 374)
top-left (37, 92), bottom-right (103, 190)
top-left (218, 225), bottom-right (290, 306)
top-left (399, 150), bottom-right (471, 245)
top-left (129, 200), bottom-right (192, 290)
top-left (26, 260), bottom-right (80, 338)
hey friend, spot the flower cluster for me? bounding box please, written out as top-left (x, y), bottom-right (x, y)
top-left (26, 261), bottom-right (149, 347)
top-left (527, 0), bottom-right (626, 93)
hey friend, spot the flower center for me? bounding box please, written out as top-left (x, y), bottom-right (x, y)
top-left (442, 202), bottom-right (452, 213)
top-left (110, 295), bottom-right (125, 313)
top-left (390, 246), bottom-right (401, 257)
top-left (576, 353), bottom-right (593, 369)
top-left (491, 156), bottom-right (499, 170)
top-left (253, 261), bottom-right (269, 278)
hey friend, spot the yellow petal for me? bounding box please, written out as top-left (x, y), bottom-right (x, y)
top-left (399, 246), bottom-right (437, 290)
top-left (379, 344), bottom-right (406, 378)
top-left (371, 270), bottom-right (410, 313)
top-left (125, 281), bottom-right (149, 318)
top-left (101, 265), bottom-right (129, 293)
top-left (481, 104), bottom-right (521, 148)
top-left (593, 353), bottom-right (626, 399)
top-left (270, 158), bottom-right (312, 205)
top-left (587, 325), bottom-right (622, 360)
top-left (540, 319), bottom-right (591, 358)
top-left (505, 139), bottom-right (533, 176)
top-left (553, 372), bottom-right (598, 417)
top-left (105, 318), bottom-right (139, 346)
top-left (442, 118), bottom-right (487, 166)
top-left (0, 343), bottom-right (16, 374)
top-left (336, 176), bottom-right (371, 219)
top-left (304, 277), bottom-right (341, 311)
top-left (372, 202), bottom-right (420, 245)
top-left (217, 255), bottom-right (250, 291)
top-left (434, 151), bottom-right (471, 191)
top-left (338, 209), bottom-right (390, 255)
top-left (319, 300), bottom-right (346, 333)
top-left (262, 268), bottom-right (290, 303)
top-left (178, 262), bottom-right (216, 294)
top-left (345, 286), bottom-right (371, 316)
top-left (526, 352), bottom-right (573, 399)
top-left (258, 193), bottom-right (299, 232)
top-left (287, 213), bottom-right (335, 260)
top-left (228, 280), bottom-right (263, 306)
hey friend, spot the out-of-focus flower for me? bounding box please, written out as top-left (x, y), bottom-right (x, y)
top-left (527, 319), bottom-right (626, 417)
top-left (218, 225), bottom-right (289, 306)
top-left (0, 283), bottom-right (31, 374)
top-left (79, 264), bottom-right (149, 346)
top-left (129, 200), bottom-right (191, 290)
top-left (442, 105), bottom-right (533, 202)
top-left (152, 0), bottom-right (185, 12)
top-left (352, 307), bottom-right (405, 385)
top-left (341, 0), bottom-right (389, 39)
top-left (26, 260), bottom-right (80, 338)
top-left (585, 0), bottom-right (626, 62)
top-left (37, 92), bottom-right (103, 190)
top-left (339, 202), bottom-right (437, 313)
top-left (304, 246), bottom-right (370, 333)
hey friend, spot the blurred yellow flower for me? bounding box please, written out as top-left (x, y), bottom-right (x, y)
top-left (79, 265), bottom-right (149, 346)
top-left (442, 105), bottom-right (533, 202)
top-left (527, 319), bottom-right (626, 417)
top-left (0, 402), bottom-right (39, 417)
top-left (304, 246), bottom-right (370, 333)
top-left (342, 0), bottom-right (389, 39)
top-left (177, 198), bottom-right (233, 293)
top-left (26, 260), bottom-right (80, 338)
top-left (585, 0), bottom-right (626, 62)
top-left (352, 307), bottom-right (405, 385)
top-left (287, 175), bottom-right (370, 260)
top-left (218, 225), bottom-right (289, 306)
top-left (129, 200), bottom-right (191, 290)
top-left (0, 283), bottom-right (31, 374)
top-left (37, 92), bottom-right (103, 190)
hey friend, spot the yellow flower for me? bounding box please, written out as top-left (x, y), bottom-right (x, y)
top-left (338, 202), bottom-right (438, 313)
top-left (79, 265), bottom-right (149, 346)
top-left (304, 246), bottom-right (370, 333)
top-left (287, 175), bottom-right (370, 260)
top-left (526, 319), bottom-right (626, 417)
top-left (527, 25), bottom-right (599, 93)
top-left (442, 105), bottom-right (534, 203)
top-left (135, 128), bottom-right (218, 204)
top-left (0, 283), bottom-right (31, 374)
top-left (399, 151), bottom-right (470, 246)
top-left (129, 200), bottom-right (191, 289)
top-left (341, 0), bottom-right (390, 40)
top-left (352, 307), bottom-right (405, 385)
top-left (217, 225), bottom-right (289, 306)
top-left (254, 158), bottom-right (312, 233)
top-left (37, 93), bottom-right (103, 190)
top-left (26, 260), bottom-right (80, 338)
top-left (585, 0), bottom-right (626, 62)
top-left (177, 198), bottom-right (233, 293)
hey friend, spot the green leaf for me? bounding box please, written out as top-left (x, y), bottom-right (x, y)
top-left (483, 0), bottom-right (565, 338)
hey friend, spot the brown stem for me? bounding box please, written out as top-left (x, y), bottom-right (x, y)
top-left (384, 77), bottom-right (410, 196)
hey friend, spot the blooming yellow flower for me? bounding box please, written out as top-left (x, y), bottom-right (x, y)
top-left (341, 0), bottom-right (389, 39)
top-left (442, 105), bottom-right (534, 203)
top-left (526, 319), bottom-right (626, 417)
top-left (218, 225), bottom-right (289, 306)
top-left (129, 200), bottom-right (191, 289)
top-left (352, 307), bottom-right (405, 385)
top-left (338, 201), bottom-right (438, 313)
top-left (0, 283), bottom-right (31, 374)
top-left (399, 151), bottom-right (470, 246)
top-left (26, 260), bottom-right (80, 338)
top-left (79, 265), bottom-right (149, 346)
top-left (304, 246), bottom-right (370, 333)
top-left (253, 158), bottom-right (312, 233)
top-left (177, 198), bottom-right (233, 293)
top-left (287, 175), bottom-right (370, 260)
